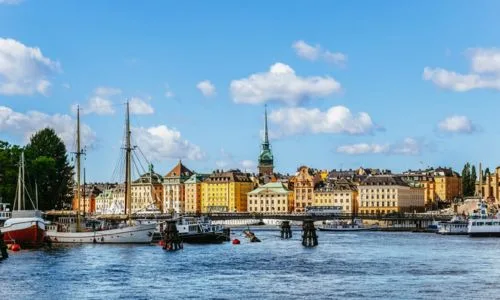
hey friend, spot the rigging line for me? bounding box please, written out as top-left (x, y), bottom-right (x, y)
top-left (133, 148), bottom-right (147, 176)
top-left (131, 154), bottom-right (142, 181)
top-left (137, 146), bottom-right (152, 170)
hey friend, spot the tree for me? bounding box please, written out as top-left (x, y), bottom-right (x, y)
top-left (484, 167), bottom-right (491, 178)
top-left (25, 128), bottom-right (74, 210)
top-left (0, 141), bottom-right (23, 206)
top-left (461, 163), bottom-right (471, 197)
top-left (470, 165), bottom-right (477, 196)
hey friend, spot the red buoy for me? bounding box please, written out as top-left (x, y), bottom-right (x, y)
top-left (232, 239), bottom-right (240, 245)
top-left (158, 240), bottom-right (165, 247)
top-left (11, 243), bottom-right (21, 252)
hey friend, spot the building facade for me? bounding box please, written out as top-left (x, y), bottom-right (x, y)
top-left (292, 166), bottom-right (320, 212)
top-left (358, 175), bottom-right (425, 214)
top-left (313, 178), bottom-right (358, 214)
top-left (184, 173), bottom-right (209, 214)
top-left (247, 182), bottom-right (293, 213)
top-left (201, 170), bottom-right (254, 213)
top-left (163, 161), bottom-right (193, 214)
top-left (131, 165), bottom-right (163, 213)
top-left (95, 184), bottom-right (124, 215)
top-left (476, 166), bottom-right (500, 201)
top-left (402, 167), bottom-right (461, 205)
top-left (72, 185), bottom-right (102, 214)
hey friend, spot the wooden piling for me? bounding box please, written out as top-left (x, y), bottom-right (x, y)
top-left (280, 221), bottom-right (292, 239)
top-left (302, 219), bottom-right (318, 247)
top-left (162, 220), bottom-right (183, 251)
top-left (0, 233), bottom-right (8, 259)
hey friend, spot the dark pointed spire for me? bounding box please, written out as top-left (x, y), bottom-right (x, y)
top-left (264, 104), bottom-right (269, 146)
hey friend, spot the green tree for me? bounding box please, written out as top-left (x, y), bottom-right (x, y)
top-left (470, 165), bottom-right (477, 196)
top-left (0, 141), bottom-right (23, 206)
top-left (461, 163), bottom-right (471, 197)
top-left (25, 128), bottom-right (74, 210)
top-left (484, 167), bottom-right (491, 178)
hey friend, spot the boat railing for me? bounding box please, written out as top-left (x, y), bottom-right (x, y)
top-left (0, 211), bottom-right (11, 220)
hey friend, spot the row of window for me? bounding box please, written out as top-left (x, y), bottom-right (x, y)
top-left (248, 206), bottom-right (287, 212)
top-left (361, 201), bottom-right (397, 207)
top-left (361, 194), bottom-right (396, 200)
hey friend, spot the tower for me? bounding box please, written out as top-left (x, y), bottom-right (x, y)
top-left (258, 105), bottom-right (274, 176)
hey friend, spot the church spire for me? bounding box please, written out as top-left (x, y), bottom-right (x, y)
top-left (264, 104), bottom-right (269, 147)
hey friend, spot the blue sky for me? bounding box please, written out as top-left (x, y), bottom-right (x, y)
top-left (1, 0), bottom-right (500, 181)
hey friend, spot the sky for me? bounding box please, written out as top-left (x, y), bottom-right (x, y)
top-left (1, 0), bottom-right (500, 181)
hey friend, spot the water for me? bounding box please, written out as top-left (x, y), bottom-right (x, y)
top-left (2, 230), bottom-right (500, 299)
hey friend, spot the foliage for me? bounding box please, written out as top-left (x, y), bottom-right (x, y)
top-left (0, 141), bottom-right (23, 206)
top-left (24, 128), bottom-right (74, 210)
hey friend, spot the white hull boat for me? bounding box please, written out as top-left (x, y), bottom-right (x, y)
top-left (46, 222), bottom-right (156, 244)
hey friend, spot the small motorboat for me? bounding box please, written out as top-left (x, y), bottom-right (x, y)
top-left (243, 229), bottom-right (261, 242)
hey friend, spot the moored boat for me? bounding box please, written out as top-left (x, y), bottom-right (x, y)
top-left (468, 201), bottom-right (500, 237)
top-left (176, 217), bottom-right (230, 244)
top-left (318, 219), bottom-right (371, 232)
top-left (437, 215), bottom-right (468, 235)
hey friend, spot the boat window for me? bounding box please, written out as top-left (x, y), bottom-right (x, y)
top-left (486, 222), bottom-right (493, 226)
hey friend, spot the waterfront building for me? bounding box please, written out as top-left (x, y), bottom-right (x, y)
top-left (313, 178), bottom-right (358, 214)
top-left (476, 166), bottom-right (500, 201)
top-left (358, 175), bottom-right (425, 214)
top-left (72, 185), bottom-right (102, 214)
top-left (258, 105), bottom-right (274, 177)
top-left (163, 161), bottom-right (193, 214)
top-left (95, 184), bottom-right (124, 214)
top-left (131, 164), bottom-right (163, 213)
top-left (292, 166), bottom-right (321, 212)
top-left (247, 182), bottom-right (293, 213)
top-left (200, 169), bottom-right (254, 213)
top-left (184, 173), bottom-right (209, 214)
top-left (402, 167), bottom-right (461, 205)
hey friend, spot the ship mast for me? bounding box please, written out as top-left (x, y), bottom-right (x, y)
top-left (76, 105), bottom-right (82, 231)
top-left (124, 101), bottom-right (132, 224)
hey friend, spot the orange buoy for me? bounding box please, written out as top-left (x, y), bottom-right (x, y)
top-left (11, 243), bottom-right (21, 252)
top-left (232, 239), bottom-right (240, 245)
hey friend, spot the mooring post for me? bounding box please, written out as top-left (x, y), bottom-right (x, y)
top-left (281, 221), bottom-right (292, 239)
top-left (0, 233), bottom-right (8, 259)
top-left (162, 220), bottom-right (183, 251)
top-left (302, 219), bottom-right (318, 247)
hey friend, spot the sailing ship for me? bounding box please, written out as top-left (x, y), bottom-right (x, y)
top-left (46, 103), bottom-right (156, 244)
top-left (1, 152), bottom-right (46, 248)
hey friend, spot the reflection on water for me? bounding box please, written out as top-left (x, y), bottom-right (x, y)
top-left (2, 230), bottom-right (500, 299)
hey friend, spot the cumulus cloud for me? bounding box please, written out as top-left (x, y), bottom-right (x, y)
top-left (230, 63), bottom-right (341, 105)
top-left (423, 48), bottom-right (500, 91)
top-left (129, 97), bottom-right (154, 115)
top-left (268, 105), bottom-right (375, 136)
top-left (438, 115), bottom-right (477, 134)
top-left (292, 40), bottom-right (347, 66)
top-left (0, 38), bottom-right (60, 96)
top-left (95, 87), bottom-right (122, 97)
top-left (133, 125), bottom-right (205, 161)
top-left (215, 148), bottom-right (255, 171)
top-left (196, 80), bottom-right (216, 97)
top-left (337, 138), bottom-right (424, 155)
top-left (0, 105), bottom-right (96, 147)
top-left (73, 86), bottom-right (122, 115)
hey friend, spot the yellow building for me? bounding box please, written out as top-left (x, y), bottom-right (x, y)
top-left (131, 165), bottom-right (163, 213)
top-left (201, 170), bottom-right (254, 213)
top-left (292, 166), bottom-right (321, 212)
top-left (184, 174), bottom-right (209, 214)
top-left (313, 178), bottom-right (358, 214)
top-left (247, 182), bottom-right (293, 213)
top-left (402, 167), bottom-right (461, 205)
top-left (358, 175), bottom-right (425, 214)
top-left (476, 166), bottom-right (500, 201)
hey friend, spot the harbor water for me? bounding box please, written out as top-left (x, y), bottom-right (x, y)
top-left (2, 230), bottom-right (500, 299)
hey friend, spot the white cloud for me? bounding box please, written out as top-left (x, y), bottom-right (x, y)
top-left (133, 125), bottom-right (205, 161)
top-left (129, 97), bottom-right (154, 115)
top-left (0, 0), bottom-right (23, 5)
top-left (215, 149), bottom-right (255, 172)
top-left (164, 85), bottom-right (174, 98)
top-left (269, 105), bottom-right (375, 136)
top-left (0, 105), bottom-right (96, 148)
top-left (230, 63), bottom-right (341, 105)
top-left (337, 138), bottom-right (424, 155)
top-left (337, 143), bottom-right (390, 155)
top-left (438, 115), bottom-right (476, 134)
top-left (196, 80), bottom-right (216, 97)
top-left (94, 86), bottom-right (122, 97)
top-left (292, 40), bottom-right (347, 66)
top-left (0, 38), bottom-right (60, 96)
top-left (423, 48), bottom-right (500, 92)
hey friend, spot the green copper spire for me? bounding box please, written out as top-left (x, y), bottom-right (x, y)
top-left (264, 104), bottom-right (269, 147)
top-left (258, 104), bottom-right (274, 175)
